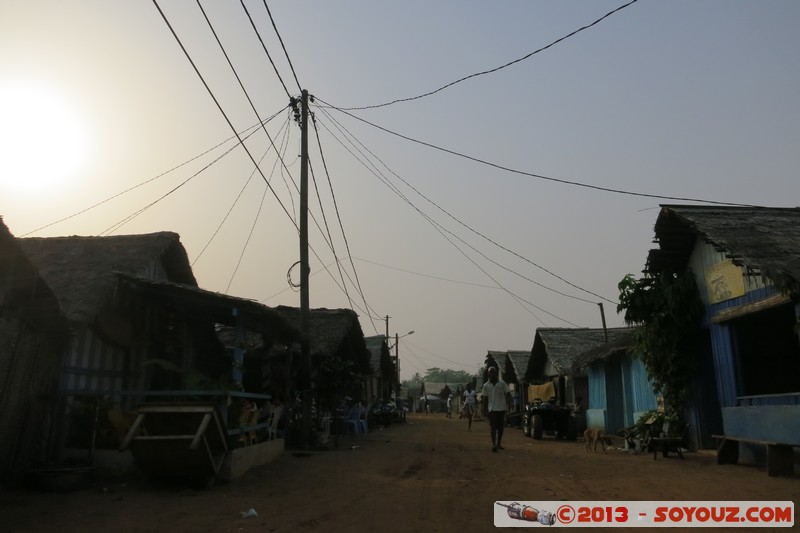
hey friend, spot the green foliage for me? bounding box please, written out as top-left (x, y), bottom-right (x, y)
top-left (617, 272), bottom-right (704, 420)
top-left (401, 368), bottom-right (475, 391)
top-left (422, 367), bottom-right (474, 384)
top-left (634, 409), bottom-right (684, 448)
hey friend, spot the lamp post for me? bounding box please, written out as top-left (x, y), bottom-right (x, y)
top-left (392, 330), bottom-right (414, 397)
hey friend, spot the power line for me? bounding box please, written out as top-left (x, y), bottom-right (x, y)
top-left (316, 97), bottom-right (758, 209)
top-left (314, 103), bottom-right (615, 305)
top-left (260, 0), bottom-right (302, 93)
top-left (153, 0), bottom-right (298, 233)
top-left (331, 0), bottom-right (641, 111)
top-left (312, 112), bottom-right (573, 327)
top-left (227, 180), bottom-right (269, 293)
top-left (192, 114), bottom-right (291, 266)
top-left (19, 118), bottom-right (271, 237)
top-left (352, 257), bottom-right (501, 290)
top-left (99, 119), bottom-right (276, 235)
top-left (237, 0), bottom-right (292, 99)
top-left (307, 157), bottom-right (354, 312)
top-left (311, 115), bottom-right (382, 333)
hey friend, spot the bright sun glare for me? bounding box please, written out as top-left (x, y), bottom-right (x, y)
top-left (0, 82), bottom-right (90, 195)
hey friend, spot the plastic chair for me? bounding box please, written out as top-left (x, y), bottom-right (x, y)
top-left (345, 405), bottom-right (363, 436)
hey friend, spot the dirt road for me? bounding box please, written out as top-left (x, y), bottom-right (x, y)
top-left (1, 413), bottom-right (797, 532)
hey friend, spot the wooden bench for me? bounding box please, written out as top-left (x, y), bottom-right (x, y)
top-left (712, 434), bottom-right (800, 477)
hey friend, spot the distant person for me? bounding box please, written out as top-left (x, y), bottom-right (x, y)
top-left (460, 383), bottom-right (478, 431)
top-left (482, 366), bottom-right (511, 453)
top-left (446, 394), bottom-right (453, 418)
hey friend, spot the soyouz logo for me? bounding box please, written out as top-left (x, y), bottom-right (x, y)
top-left (493, 501), bottom-right (794, 528)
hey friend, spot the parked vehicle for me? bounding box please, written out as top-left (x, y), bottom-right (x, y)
top-left (521, 398), bottom-right (578, 440)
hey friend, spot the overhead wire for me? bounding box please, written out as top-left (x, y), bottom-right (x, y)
top-left (311, 112), bottom-right (574, 328)
top-left (153, 0), bottom-right (299, 237)
top-left (312, 103), bottom-right (614, 316)
top-left (316, 102), bottom-right (611, 304)
top-left (260, 0), bottom-right (302, 93)
top-left (316, 97), bottom-right (759, 208)
top-left (331, 0), bottom-right (641, 110)
top-left (198, 0), bottom-right (300, 219)
top-left (99, 114), bottom-right (280, 235)
top-left (227, 179), bottom-right (269, 293)
top-left (311, 115), bottom-right (383, 332)
top-left (19, 118), bottom-right (270, 237)
top-left (237, 0), bottom-right (383, 324)
top-left (352, 257), bottom-right (501, 290)
top-left (192, 113), bottom-right (292, 266)
top-left (155, 1), bottom-right (379, 318)
top-left (311, 112), bottom-right (552, 324)
top-left (307, 157), bottom-right (354, 311)
top-left (237, 0), bottom-right (292, 99)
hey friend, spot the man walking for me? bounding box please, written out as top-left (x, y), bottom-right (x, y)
top-left (482, 366), bottom-right (511, 452)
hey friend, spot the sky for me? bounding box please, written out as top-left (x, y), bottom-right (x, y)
top-left (1, 1), bottom-right (799, 382)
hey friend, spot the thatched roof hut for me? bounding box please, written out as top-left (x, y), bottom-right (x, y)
top-left (526, 327), bottom-right (635, 381)
top-left (1, 221), bottom-right (65, 334)
top-left (505, 350), bottom-right (532, 384)
top-left (571, 328), bottom-right (637, 373)
top-left (273, 306), bottom-right (371, 373)
top-left (119, 274), bottom-right (299, 341)
top-left (646, 205), bottom-right (800, 293)
top-left (18, 232), bottom-right (196, 324)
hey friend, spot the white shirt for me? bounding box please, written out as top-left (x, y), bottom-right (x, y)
top-left (463, 389), bottom-right (477, 406)
top-left (482, 379), bottom-right (510, 412)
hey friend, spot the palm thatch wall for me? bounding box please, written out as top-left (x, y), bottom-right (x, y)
top-left (0, 218), bottom-right (68, 480)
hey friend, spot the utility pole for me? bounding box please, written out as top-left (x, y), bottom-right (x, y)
top-left (299, 89), bottom-right (311, 448)
top-left (598, 302), bottom-right (608, 343)
top-left (395, 332), bottom-right (400, 396)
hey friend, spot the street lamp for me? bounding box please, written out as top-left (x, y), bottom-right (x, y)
top-left (391, 331), bottom-right (414, 395)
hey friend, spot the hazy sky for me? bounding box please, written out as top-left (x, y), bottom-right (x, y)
top-left (2, 1), bottom-right (799, 381)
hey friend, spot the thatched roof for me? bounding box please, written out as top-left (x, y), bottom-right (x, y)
top-left (506, 350), bottom-right (531, 383)
top-left (486, 350), bottom-right (507, 370)
top-left (487, 350), bottom-right (530, 384)
top-left (526, 327), bottom-right (636, 380)
top-left (571, 329), bottom-right (637, 372)
top-left (273, 306), bottom-right (371, 374)
top-left (18, 232), bottom-right (196, 323)
top-left (646, 205), bottom-right (800, 293)
top-left (117, 274), bottom-right (300, 342)
top-left (0, 218), bottom-right (65, 334)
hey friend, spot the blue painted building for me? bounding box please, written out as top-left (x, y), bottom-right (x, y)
top-left (572, 329), bottom-right (658, 437)
top-left (524, 327), bottom-right (637, 432)
top-left (644, 205), bottom-right (800, 454)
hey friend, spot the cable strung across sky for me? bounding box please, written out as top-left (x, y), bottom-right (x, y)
top-left (329, 0), bottom-right (641, 111)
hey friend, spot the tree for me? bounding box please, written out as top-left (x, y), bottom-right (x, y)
top-left (400, 368), bottom-right (476, 391)
top-left (617, 271), bottom-right (704, 422)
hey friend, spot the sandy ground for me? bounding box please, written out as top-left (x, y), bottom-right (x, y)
top-left (1, 413), bottom-right (797, 532)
